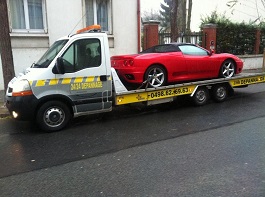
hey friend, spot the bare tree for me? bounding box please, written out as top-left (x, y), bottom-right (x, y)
top-left (0, 0), bottom-right (15, 92)
top-left (180, 0), bottom-right (187, 33)
top-left (187, 0), bottom-right (192, 32)
top-left (160, 0), bottom-right (193, 39)
top-left (227, 0), bottom-right (265, 24)
top-left (142, 10), bottom-right (160, 22)
top-left (171, 0), bottom-right (179, 42)
top-left (185, 0), bottom-right (193, 42)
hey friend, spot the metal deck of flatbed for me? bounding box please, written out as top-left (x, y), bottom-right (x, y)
top-left (114, 72), bottom-right (265, 105)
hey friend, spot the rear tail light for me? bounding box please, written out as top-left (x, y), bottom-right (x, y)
top-left (123, 59), bottom-right (134, 66)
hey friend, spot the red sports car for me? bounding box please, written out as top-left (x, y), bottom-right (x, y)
top-left (111, 43), bottom-right (244, 87)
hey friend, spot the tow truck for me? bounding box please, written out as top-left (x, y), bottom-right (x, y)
top-left (5, 25), bottom-right (265, 131)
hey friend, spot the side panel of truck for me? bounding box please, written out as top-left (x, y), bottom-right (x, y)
top-left (53, 36), bottom-right (112, 116)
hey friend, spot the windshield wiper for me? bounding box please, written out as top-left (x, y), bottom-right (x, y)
top-left (31, 63), bottom-right (42, 68)
top-left (32, 59), bottom-right (51, 68)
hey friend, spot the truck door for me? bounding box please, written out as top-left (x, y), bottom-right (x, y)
top-left (56, 37), bottom-right (112, 115)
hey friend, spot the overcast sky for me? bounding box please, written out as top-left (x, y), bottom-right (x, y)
top-left (141, 0), bottom-right (265, 31)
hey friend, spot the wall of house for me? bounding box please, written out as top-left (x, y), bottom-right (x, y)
top-left (0, 0), bottom-right (139, 90)
top-left (46, 0), bottom-right (84, 45)
top-left (111, 0), bottom-right (138, 55)
top-left (0, 34), bottom-right (49, 91)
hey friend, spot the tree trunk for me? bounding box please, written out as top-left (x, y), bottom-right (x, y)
top-left (171, 0), bottom-right (179, 42)
top-left (186, 0), bottom-right (192, 43)
top-left (0, 0), bottom-right (15, 92)
top-left (181, 0), bottom-right (187, 33)
top-left (187, 0), bottom-right (192, 31)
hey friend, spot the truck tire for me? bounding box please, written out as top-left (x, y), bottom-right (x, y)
top-left (211, 84), bottom-right (228, 102)
top-left (36, 101), bottom-right (71, 132)
top-left (192, 86), bottom-right (209, 106)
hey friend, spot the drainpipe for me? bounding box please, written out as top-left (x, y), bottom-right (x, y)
top-left (137, 0), bottom-right (141, 53)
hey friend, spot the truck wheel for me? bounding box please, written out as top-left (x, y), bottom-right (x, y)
top-left (36, 101), bottom-right (71, 132)
top-left (193, 86), bottom-right (209, 106)
top-left (211, 84), bottom-right (228, 102)
top-left (219, 59), bottom-right (235, 78)
top-left (144, 65), bottom-right (167, 88)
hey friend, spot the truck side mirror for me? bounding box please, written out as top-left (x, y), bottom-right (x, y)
top-left (52, 57), bottom-right (65, 74)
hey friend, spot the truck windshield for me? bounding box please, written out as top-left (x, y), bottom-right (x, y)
top-left (33, 39), bottom-right (68, 68)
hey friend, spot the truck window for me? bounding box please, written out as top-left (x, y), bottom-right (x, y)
top-left (61, 38), bottom-right (102, 73)
top-left (34, 39), bottom-right (68, 68)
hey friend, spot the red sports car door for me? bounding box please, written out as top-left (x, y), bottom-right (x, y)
top-left (162, 52), bottom-right (188, 82)
top-left (179, 45), bottom-right (216, 80)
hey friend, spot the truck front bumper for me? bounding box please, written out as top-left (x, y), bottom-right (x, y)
top-left (5, 95), bottom-right (39, 121)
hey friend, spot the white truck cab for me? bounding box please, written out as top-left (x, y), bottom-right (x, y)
top-left (6, 25), bottom-right (113, 131)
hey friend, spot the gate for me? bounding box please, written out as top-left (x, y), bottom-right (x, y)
top-left (159, 31), bottom-right (206, 48)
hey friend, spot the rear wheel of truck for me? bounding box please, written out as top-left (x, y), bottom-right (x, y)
top-left (36, 101), bottom-right (71, 132)
top-left (192, 86), bottom-right (209, 106)
top-left (211, 84), bottom-right (228, 102)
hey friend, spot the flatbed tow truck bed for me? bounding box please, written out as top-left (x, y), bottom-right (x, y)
top-left (114, 71), bottom-right (265, 106)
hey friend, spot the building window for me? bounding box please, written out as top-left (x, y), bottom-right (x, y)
top-left (85, 0), bottom-right (112, 33)
top-left (9, 0), bottom-right (47, 33)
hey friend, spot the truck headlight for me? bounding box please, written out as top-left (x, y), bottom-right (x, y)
top-left (12, 79), bottom-right (33, 97)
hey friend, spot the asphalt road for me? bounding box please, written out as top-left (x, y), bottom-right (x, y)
top-left (1, 84), bottom-right (265, 196)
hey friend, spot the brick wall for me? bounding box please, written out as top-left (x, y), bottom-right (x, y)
top-left (143, 21), bottom-right (160, 50)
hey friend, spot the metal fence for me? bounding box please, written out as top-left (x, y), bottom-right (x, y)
top-left (159, 31), bottom-right (205, 47)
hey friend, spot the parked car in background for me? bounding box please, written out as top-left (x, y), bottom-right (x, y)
top-left (111, 43), bottom-right (244, 88)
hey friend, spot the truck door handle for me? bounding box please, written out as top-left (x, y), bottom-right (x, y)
top-left (100, 75), bottom-right (107, 81)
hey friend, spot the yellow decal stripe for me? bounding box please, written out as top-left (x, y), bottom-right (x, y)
top-left (31, 76), bottom-right (111, 87)
top-left (49, 79), bottom-right (59, 85)
top-left (36, 80), bottom-right (46, 87)
top-left (230, 75), bottom-right (265, 87)
top-left (85, 76), bottom-right (95, 82)
top-left (75, 77), bottom-right (84, 83)
top-left (62, 78), bottom-right (71, 84)
top-left (116, 85), bottom-right (196, 105)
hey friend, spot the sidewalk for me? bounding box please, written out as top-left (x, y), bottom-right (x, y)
top-left (0, 90), bottom-right (9, 118)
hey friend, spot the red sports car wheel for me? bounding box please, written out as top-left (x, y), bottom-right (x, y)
top-left (219, 60), bottom-right (236, 78)
top-left (144, 65), bottom-right (167, 88)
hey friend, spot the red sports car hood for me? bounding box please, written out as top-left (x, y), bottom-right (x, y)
top-left (211, 53), bottom-right (241, 60)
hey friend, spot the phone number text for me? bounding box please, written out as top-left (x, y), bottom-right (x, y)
top-left (147, 87), bottom-right (190, 99)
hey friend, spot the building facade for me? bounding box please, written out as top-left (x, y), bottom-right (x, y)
top-left (0, 0), bottom-right (141, 90)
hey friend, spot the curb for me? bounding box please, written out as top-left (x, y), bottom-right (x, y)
top-left (0, 103), bottom-right (10, 118)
